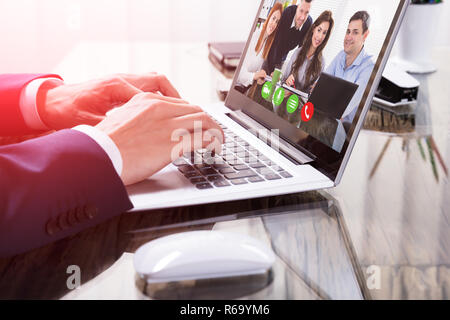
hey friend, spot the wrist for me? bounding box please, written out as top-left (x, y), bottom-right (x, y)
top-left (36, 80), bottom-right (64, 128)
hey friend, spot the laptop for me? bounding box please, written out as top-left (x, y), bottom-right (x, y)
top-left (127, 0), bottom-right (409, 212)
top-left (309, 73), bottom-right (358, 120)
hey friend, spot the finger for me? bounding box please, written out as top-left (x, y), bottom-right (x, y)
top-left (168, 112), bottom-right (224, 143)
top-left (139, 92), bottom-right (189, 105)
top-left (101, 79), bottom-right (143, 113)
top-left (152, 74), bottom-right (181, 98)
top-left (169, 131), bottom-right (223, 162)
top-left (144, 100), bottom-right (204, 119)
top-left (122, 73), bottom-right (181, 98)
top-left (142, 74), bottom-right (181, 98)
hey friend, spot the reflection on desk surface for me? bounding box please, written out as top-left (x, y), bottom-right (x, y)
top-left (0, 191), bottom-right (367, 300)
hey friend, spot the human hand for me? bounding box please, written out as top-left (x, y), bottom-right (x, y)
top-left (253, 70), bottom-right (267, 85)
top-left (285, 75), bottom-right (295, 87)
top-left (39, 73), bottom-right (180, 130)
top-left (96, 93), bottom-right (224, 186)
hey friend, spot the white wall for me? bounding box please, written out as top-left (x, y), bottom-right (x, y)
top-left (437, 2), bottom-right (450, 46)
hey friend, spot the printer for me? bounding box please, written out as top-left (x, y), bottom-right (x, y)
top-left (374, 63), bottom-right (420, 107)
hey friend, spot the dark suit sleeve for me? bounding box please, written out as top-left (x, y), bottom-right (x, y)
top-left (0, 129), bottom-right (133, 257)
top-left (298, 16), bottom-right (313, 47)
top-left (265, 5), bottom-right (296, 74)
top-left (0, 74), bottom-right (63, 136)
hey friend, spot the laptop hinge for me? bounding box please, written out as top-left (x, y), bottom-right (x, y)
top-left (228, 110), bottom-right (315, 165)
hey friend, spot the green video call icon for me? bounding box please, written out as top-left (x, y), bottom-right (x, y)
top-left (273, 87), bottom-right (285, 106)
top-left (261, 82), bottom-right (272, 100)
top-left (287, 94), bottom-right (299, 114)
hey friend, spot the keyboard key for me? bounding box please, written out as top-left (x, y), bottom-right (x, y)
top-left (173, 158), bottom-right (189, 167)
top-left (245, 157), bottom-right (259, 164)
top-left (184, 171), bottom-right (202, 179)
top-left (203, 157), bottom-right (217, 165)
top-left (224, 157), bottom-right (240, 166)
top-left (249, 161), bottom-right (266, 169)
top-left (225, 142), bottom-right (237, 148)
top-left (212, 156), bottom-right (226, 165)
top-left (234, 164), bottom-right (249, 171)
top-left (265, 174), bottom-right (282, 180)
top-left (224, 170), bottom-right (258, 180)
top-left (212, 163), bottom-right (231, 170)
top-left (256, 168), bottom-right (274, 175)
top-left (200, 168), bottom-right (217, 176)
top-left (231, 179), bottom-right (248, 185)
top-left (230, 146), bottom-right (245, 154)
top-left (251, 149), bottom-right (262, 156)
top-left (219, 151), bottom-right (232, 158)
top-left (280, 171), bottom-right (293, 178)
top-left (271, 165), bottom-right (285, 172)
top-left (184, 152), bottom-right (202, 165)
top-left (248, 176), bottom-right (265, 183)
top-left (178, 165), bottom-right (196, 174)
top-left (196, 183), bottom-right (214, 190)
top-left (194, 164), bottom-right (211, 170)
top-left (223, 153), bottom-right (236, 161)
top-left (219, 168), bottom-right (235, 174)
top-left (190, 177), bottom-right (207, 184)
top-left (236, 152), bottom-right (250, 158)
top-left (207, 175), bottom-right (224, 182)
top-left (214, 180), bottom-right (231, 188)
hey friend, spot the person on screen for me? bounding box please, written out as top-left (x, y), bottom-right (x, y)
top-left (283, 10), bottom-right (334, 94)
top-left (325, 11), bottom-right (375, 125)
top-left (237, 2), bottom-right (283, 88)
top-left (263, 0), bottom-right (313, 75)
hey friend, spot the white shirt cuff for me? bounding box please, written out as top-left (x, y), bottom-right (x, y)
top-left (73, 125), bottom-right (123, 177)
top-left (20, 78), bottom-right (64, 130)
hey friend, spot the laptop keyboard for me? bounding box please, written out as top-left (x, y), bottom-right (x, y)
top-left (172, 121), bottom-right (293, 190)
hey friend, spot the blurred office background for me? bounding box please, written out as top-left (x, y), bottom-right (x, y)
top-left (0, 0), bottom-right (448, 72)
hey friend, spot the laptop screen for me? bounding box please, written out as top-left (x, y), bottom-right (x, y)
top-left (226, 0), bottom-right (407, 181)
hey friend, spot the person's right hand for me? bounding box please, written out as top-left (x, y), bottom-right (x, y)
top-left (96, 93), bottom-right (224, 186)
top-left (253, 70), bottom-right (267, 85)
top-left (285, 75), bottom-right (296, 87)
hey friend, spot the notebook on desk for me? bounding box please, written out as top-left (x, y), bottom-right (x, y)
top-left (208, 42), bottom-right (246, 69)
top-left (127, 0), bottom-right (410, 212)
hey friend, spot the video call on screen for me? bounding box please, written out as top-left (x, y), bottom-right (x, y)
top-left (235, 0), bottom-right (400, 153)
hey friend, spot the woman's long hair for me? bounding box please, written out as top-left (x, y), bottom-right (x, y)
top-left (255, 2), bottom-right (283, 60)
top-left (292, 10), bottom-right (334, 88)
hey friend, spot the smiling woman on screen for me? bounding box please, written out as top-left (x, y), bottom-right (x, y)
top-left (237, 2), bottom-right (283, 88)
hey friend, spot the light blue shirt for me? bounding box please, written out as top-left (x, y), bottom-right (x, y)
top-left (325, 48), bottom-right (374, 123)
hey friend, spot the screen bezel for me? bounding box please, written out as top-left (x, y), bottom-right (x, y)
top-left (225, 0), bottom-right (409, 182)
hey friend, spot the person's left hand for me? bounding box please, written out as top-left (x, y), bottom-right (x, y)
top-left (38, 73), bottom-right (181, 130)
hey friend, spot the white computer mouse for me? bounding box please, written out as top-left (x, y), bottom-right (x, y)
top-left (133, 231), bottom-right (276, 283)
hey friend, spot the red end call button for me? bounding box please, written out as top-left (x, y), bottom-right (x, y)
top-left (301, 102), bottom-right (314, 122)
